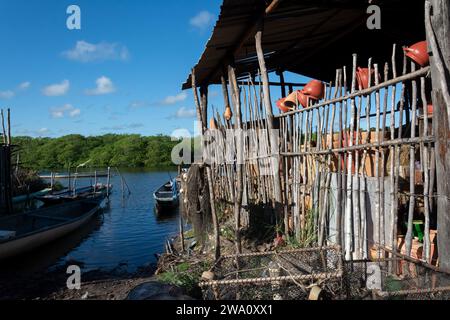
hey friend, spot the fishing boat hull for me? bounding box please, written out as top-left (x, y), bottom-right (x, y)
top-left (153, 179), bottom-right (179, 210)
top-left (36, 185), bottom-right (110, 206)
top-left (12, 188), bottom-right (52, 204)
top-left (0, 196), bottom-right (104, 260)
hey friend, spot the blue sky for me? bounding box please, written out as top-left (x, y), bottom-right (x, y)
top-left (0, 0), bottom-right (225, 137)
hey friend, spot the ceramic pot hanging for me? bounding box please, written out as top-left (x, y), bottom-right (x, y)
top-left (297, 90), bottom-right (310, 108)
top-left (284, 90), bottom-right (310, 108)
top-left (356, 67), bottom-right (380, 90)
top-left (404, 41), bottom-right (429, 67)
top-left (303, 80), bottom-right (325, 100)
top-left (276, 97), bottom-right (292, 113)
top-left (224, 106), bottom-right (233, 121)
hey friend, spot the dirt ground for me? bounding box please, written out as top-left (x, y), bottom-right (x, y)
top-left (0, 262), bottom-right (156, 300)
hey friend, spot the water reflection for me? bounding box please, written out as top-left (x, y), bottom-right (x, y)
top-left (1, 170), bottom-right (181, 274)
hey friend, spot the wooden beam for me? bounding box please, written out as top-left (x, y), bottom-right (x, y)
top-left (237, 80), bottom-right (306, 87)
top-left (427, 0), bottom-right (450, 271)
top-left (198, 0), bottom-right (282, 88)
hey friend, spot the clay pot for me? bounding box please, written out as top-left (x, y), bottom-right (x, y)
top-left (223, 106), bottom-right (233, 121)
top-left (276, 97), bottom-right (292, 113)
top-left (404, 41), bottom-right (429, 67)
top-left (209, 117), bottom-right (217, 129)
top-left (427, 104), bottom-right (433, 115)
top-left (297, 90), bottom-right (310, 108)
top-left (303, 80), bottom-right (325, 100)
top-left (356, 67), bottom-right (379, 90)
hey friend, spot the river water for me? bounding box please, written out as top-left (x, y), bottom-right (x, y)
top-left (1, 169), bottom-right (181, 274)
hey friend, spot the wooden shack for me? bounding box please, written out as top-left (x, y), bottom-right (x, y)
top-left (183, 0), bottom-right (450, 273)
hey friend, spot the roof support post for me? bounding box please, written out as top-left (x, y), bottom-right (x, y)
top-left (191, 70), bottom-right (221, 261)
top-left (277, 70), bottom-right (287, 98)
top-left (255, 25), bottom-right (286, 236)
top-left (426, 0), bottom-right (450, 271)
top-left (228, 65), bottom-right (244, 254)
top-left (200, 86), bottom-right (208, 130)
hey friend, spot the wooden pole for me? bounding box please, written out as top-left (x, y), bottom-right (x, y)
top-left (106, 166), bottom-right (111, 198)
top-left (7, 109), bottom-right (11, 146)
top-left (228, 65), bottom-right (244, 254)
top-left (344, 54), bottom-right (357, 260)
top-left (255, 25), bottom-right (284, 234)
top-left (426, 0), bottom-right (450, 271)
top-left (191, 69), bottom-right (221, 261)
top-left (277, 70), bottom-right (287, 98)
top-left (405, 62), bottom-right (417, 257)
top-left (1, 110), bottom-right (6, 145)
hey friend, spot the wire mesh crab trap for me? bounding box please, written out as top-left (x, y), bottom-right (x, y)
top-left (341, 251), bottom-right (450, 300)
top-left (199, 246), bottom-right (345, 300)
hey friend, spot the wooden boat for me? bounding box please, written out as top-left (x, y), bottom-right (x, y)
top-left (153, 179), bottom-right (179, 208)
top-left (36, 184), bottom-right (111, 206)
top-left (0, 195), bottom-right (105, 260)
top-left (12, 188), bottom-right (52, 204)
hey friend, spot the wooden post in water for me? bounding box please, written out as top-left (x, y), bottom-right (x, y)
top-left (94, 170), bottom-right (97, 192)
top-left (106, 166), bottom-right (111, 198)
top-left (68, 166), bottom-right (71, 192)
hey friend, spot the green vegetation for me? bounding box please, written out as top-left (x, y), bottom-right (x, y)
top-left (12, 134), bottom-right (181, 169)
top-left (157, 260), bottom-right (211, 297)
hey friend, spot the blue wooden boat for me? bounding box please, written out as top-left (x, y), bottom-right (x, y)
top-left (153, 179), bottom-right (179, 209)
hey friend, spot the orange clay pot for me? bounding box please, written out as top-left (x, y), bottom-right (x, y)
top-left (276, 97), bottom-right (292, 113)
top-left (303, 80), bottom-right (325, 100)
top-left (356, 67), bottom-right (380, 90)
top-left (284, 90), bottom-right (311, 108)
top-left (427, 104), bottom-right (433, 115)
top-left (224, 106), bottom-right (233, 121)
top-left (404, 41), bottom-right (429, 67)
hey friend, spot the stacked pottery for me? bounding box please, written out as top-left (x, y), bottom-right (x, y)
top-left (404, 41), bottom-right (429, 67)
top-left (285, 90), bottom-right (308, 108)
top-left (276, 79), bottom-right (324, 113)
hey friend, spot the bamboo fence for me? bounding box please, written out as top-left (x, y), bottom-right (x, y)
top-left (191, 43), bottom-right (437, 271)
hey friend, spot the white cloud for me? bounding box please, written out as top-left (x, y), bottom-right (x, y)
top-left (172, 107), bottom-right (197, 119)
top-left (50, 104), bottom-right (81, 119)
top-left (0, 81), bottom-right (31, 99)
top-left (100, 123), bottom-right (144, 131)
top-left (37, 128), bottom-right (50, 135)
top-left (62, 41), bottom-right (129, 63)
top-left (43, 80), bottom-right (70, 96)
top-left (190, 11), bottom-right (215, 30)
top-left (18, 81), bottom-right (31, 90)
top-left (85, 76), bottom-right (115, 95)
top-left (69, 108), bottom-right (81, 117)
top-left (129, 100), bottom-right (148, 109)
top-left (161, 92), bottom-right (187, 105)
top-left (0, 90), bottom-right (15, 99)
